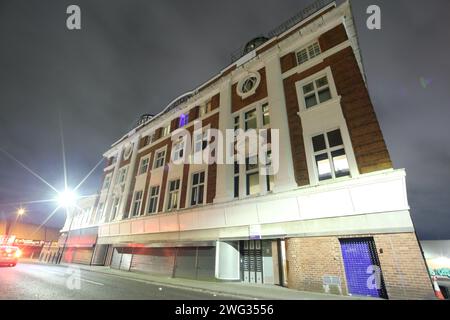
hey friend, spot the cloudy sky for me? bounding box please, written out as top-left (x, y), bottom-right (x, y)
top-left (0, 0), bottom-right (448, 239)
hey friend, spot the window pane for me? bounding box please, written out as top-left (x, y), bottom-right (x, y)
top-left (247, 173), bottom-right (260, 195)
top-left (199, 171), bottom-right (205, 183)
top-left (315, 76), bottom-right (328, 88)
top-left (312, 134), bottom-right (326, 152)
top-left (327, 129), bottom-right (343, 147)
top-left (234, 162), bottom-right (239, 174)
top-left (303, 83), bottom-right (314, 94)
top-left (266, 175), bottom-right (274, 192)
top-left (246, 156), bottom-right (258, 171)
top-left (191, 187), bottom-right (197, 205)
top-left (245, 117), bottom-right (257, 130)
top-left (297, 49), bottom-right (308, 64)
top-left (198, 185), bottom-right (204, 204)
top-left (193, 173), bottom-right (199, 185)
top-left (315, 153), bottom-right (332, 181)
top-left (332, 149), bottom-right (350, 177)
top-left (305, 94), bottom-right (317, 108)
top-left (234, 176), bottom-right (239, 198)
top-left (318, 88), bottom-right (331, 103)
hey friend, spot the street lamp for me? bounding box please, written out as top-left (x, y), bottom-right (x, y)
top-left (17, 208), bottom-right (25, 216)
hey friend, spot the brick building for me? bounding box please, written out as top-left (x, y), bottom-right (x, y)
top-left (60, 0), bottom-right (434, 299)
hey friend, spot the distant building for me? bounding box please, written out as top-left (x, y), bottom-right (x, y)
top-left (0, 220), bottom-right (60, 258)
top-left (60, 0), bottom-right (434, 299)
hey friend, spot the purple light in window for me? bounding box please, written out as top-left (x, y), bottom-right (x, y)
top-left (179, 113), bottom-right (188, 127)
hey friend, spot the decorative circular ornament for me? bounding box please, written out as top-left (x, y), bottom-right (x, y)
top-left (123, 143), bottom-right (133, 160)
top-left (237, 72), bottom-right (261, 99)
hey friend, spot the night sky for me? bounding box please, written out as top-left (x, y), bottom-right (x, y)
top-left (0, 0), bottom-right (449, 239)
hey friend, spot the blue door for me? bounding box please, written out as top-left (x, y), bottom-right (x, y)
top-left (340, 238), bottom-right (386, 298)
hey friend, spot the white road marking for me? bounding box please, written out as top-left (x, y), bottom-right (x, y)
top-left (80, 278), bottom-right (104, 286)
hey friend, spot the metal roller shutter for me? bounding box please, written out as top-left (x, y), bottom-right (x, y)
top-left (62, 248), bottom-right (94, 265)
top-left (174, 246), bottom-right (216, 280)
top-left (110, 248), bottom-right (122, 269)
top-left (91, 244), bottom-right (109, 266)
top-left (130, 248), bottom-right (176, 276)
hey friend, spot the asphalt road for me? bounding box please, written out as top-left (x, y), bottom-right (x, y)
top-left (0, 262), bottom-right (237, 300)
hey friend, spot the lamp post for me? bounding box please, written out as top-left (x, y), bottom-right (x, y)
top-left (56, 189), bottom-right (77, 264)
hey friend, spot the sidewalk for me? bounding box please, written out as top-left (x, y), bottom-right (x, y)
top-left (24, 259), bottom-right (374, 300)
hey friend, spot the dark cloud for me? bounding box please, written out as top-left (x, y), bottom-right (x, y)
top-left (0, 0), bottom-right (448, 239)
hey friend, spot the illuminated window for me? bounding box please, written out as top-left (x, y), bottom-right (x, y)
top-left (147, 186), bottom-right (159, 214)
top-left (138, 157), bottom-right (149, 175)
top-left (200, 99), bottom-right (212, 117)
top-left (191, 171), bottom-right (205, 206)
top-left (167, 179), bottom-right (180, 211)
top-left (178, 113), bottom-right (189, 127)
top-left (161, 124), bottom-right (171, 137)
top-left (312, 129), bottom-right (350, 181)
top-left (154, 150), bottom-right (166, 169)
top-left (302, 76), bottom-right (332, 109)
top-left (296, 42), bottom-right (321, 65)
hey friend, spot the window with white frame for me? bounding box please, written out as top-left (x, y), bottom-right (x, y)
top-left (312, 129), bottom-right (350, 181)
top-left (190, 171), bottom-right (205, 206)
top-left (244, 109), bottom-right (257, 131)
top-left (264, 150), bottom-right (274, 192)
top-left (161, 124), bottom-right (171, 137)
top-left (167, 179), bottom-right (180, 211)
top-left (138, 157), bottom-right (150, 175)
top-left (261, 103), bottom-right (270, 126)
top-left (131, 191), bottom-right (143, 217)
top-left (193, 130), bottom-right (208, 154)
top-left (154, 150), bottom-right (166, 169)
top-left (147, 186), bottom-right (159, 214)
top-left (111, 196), bottom-right (120, 220)
top-left (172, 140), bottom-right (184, 161)
top-left (296, 42), bottom-right (321, 65)
top-left (234, 161), bottom-right (239, 198)
top-left (102, 174), bottom-right (112, 190)
top-left (302, 75), bottom-right (332, 109)
top-left (97, 202), bottom-right (105, 222)
top-left (200, 99), bottom-right (212, 117)
top-left (246, 156), bottom-right (260, 196)
top-left (117, 167), bottom-right (128, 184)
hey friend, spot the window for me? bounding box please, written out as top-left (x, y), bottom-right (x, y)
top-left (167, 179), bottom-right (180, 211)
top-left (264, 151), bottom-right (274, 192)
top-left (138, 157), bottom-right (149, 175)
top-left (302, 75), bottom-right (332, 109)
top-left (117, 167), bottom-right (128, 184)
top-left (246, 156), bottom-right (260, 196)
top-left (97, 202), bottom-right (105, 222)
top-left (194, 130), bottom-right (208, 153)
top-left (296, 42), bottom-right (321, 65)
top-left (234, 161), bottom-right (240, 198)
top-left (142, 135), bottom-right (151, 147)
top-left (234, 116), bottom-right (240, 131)
top-left (131, 191), bottom-right (143, 217)
top-left (244, 109), bottom-right (257, 131)
top-left (154, 150), bottom-right (166, 169)
top-left (173, 140), bottom-right (185, 161)
top-left (241, 76), bottom-right (258, 93)
top-left (179, 113), bottom-right (189, 127)
top-left (111, 196), bottom-right (120, 220)
top-left (102, 174), bottom-right (112, 190)
top-left (261, 103), bottom-right (270, 126)
top-left (147, 186), bottom-right (159, 214)
top-left (162, 124), bottom-right (171, 137)
top-left (190, 171), bottom-right (205, 206)
top-left (200, 100), bottom-right (212, 117)
top-left (312, 129), bottom-right (350, 181)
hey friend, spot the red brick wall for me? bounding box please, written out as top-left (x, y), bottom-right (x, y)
top-left (231, 68), bottom-right (268, 113)
top-left (286, 233), bottom-right (434, 299)
top-left (282, 26), bottom-right (392, 183)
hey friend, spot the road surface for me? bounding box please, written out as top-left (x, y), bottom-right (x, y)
top-left (0, 262), bottom-right (237, 300)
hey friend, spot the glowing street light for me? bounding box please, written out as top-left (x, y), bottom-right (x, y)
top-left (56, 189), bottom-right (77, 208)
top-left (17, 208), bottom-right (25, 216)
